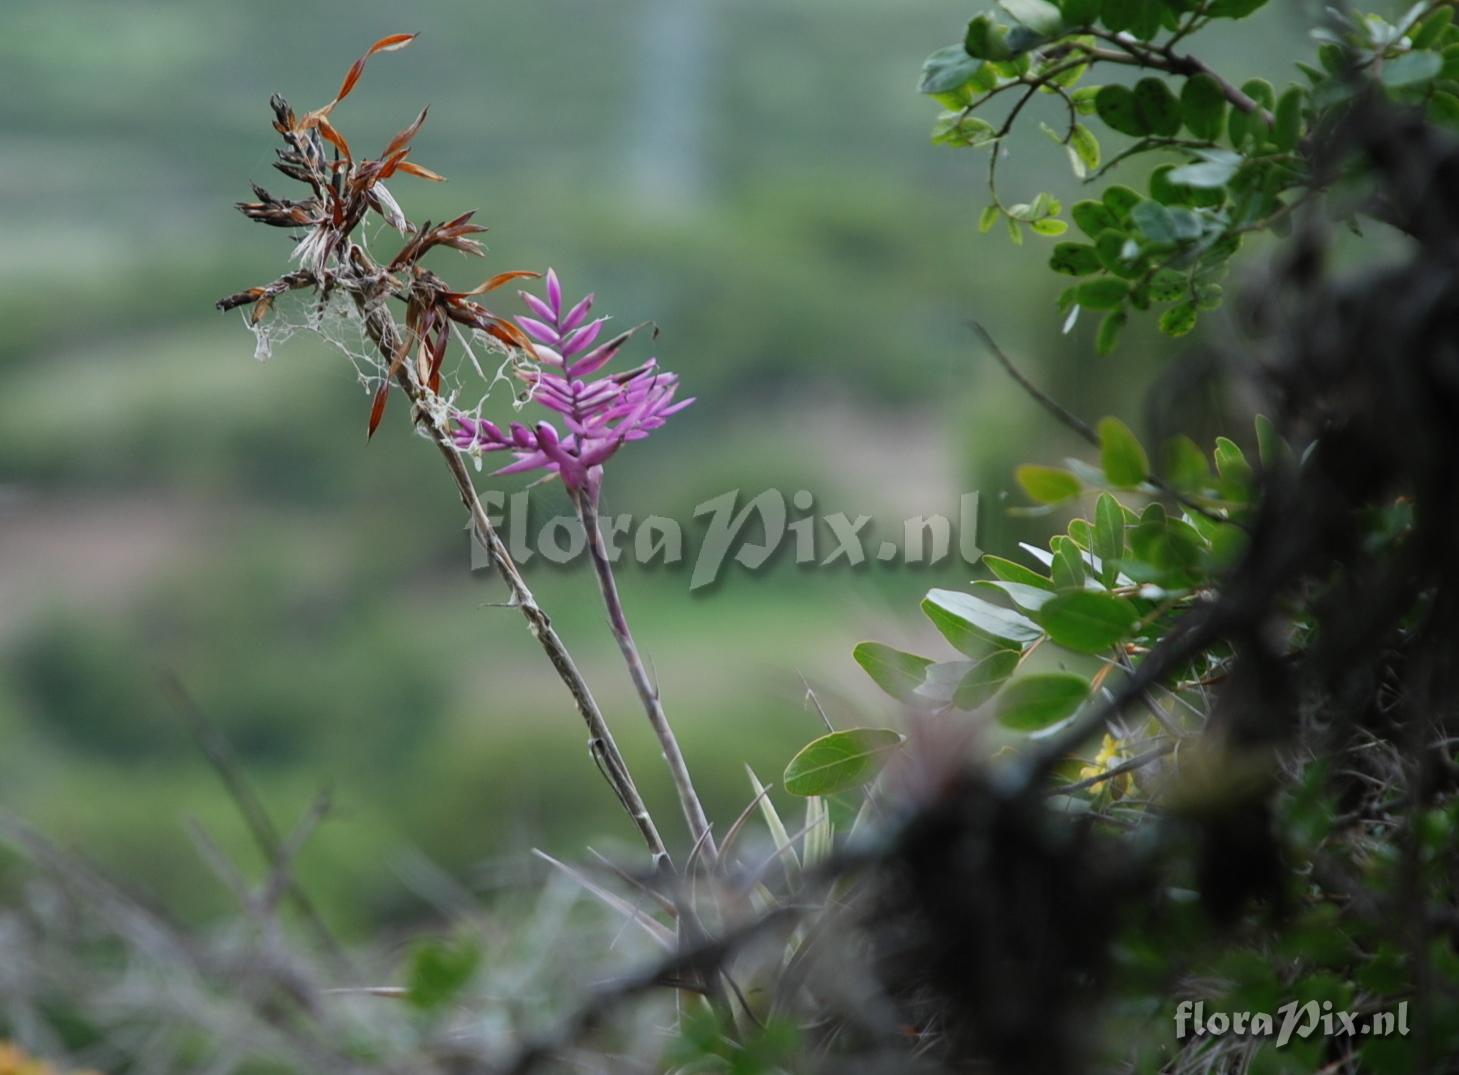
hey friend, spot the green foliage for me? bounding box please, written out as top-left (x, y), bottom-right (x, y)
top-left (918, 0), bottom-right (1459, 346)
top-left (406, 937), bottom-right (482, 1011)
top-left (782, 728), bottom-right (904, 796)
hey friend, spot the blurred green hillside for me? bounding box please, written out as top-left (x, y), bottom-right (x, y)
top-left (0, 0), bottom-right (1309, 931)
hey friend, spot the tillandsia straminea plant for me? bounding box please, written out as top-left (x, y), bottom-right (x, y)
top-left (214, 33), bottom-right (721, 876)
top-left (450, 273), bottom-right (717, 862)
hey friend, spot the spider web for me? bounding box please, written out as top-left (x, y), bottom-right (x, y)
top-left (240, 287), bottom-right (535, 461)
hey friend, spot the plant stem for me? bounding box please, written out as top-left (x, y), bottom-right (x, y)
top-left (354, 296), bottom-right (672, 874)
top-left (575, 486), bottom-right (718, 866)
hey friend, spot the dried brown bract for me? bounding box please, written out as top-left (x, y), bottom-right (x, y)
top-left (216, 33), bottom-right (536, 438)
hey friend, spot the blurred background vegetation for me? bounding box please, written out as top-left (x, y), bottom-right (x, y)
top-left (0, 0), bottom-right (1308, 934)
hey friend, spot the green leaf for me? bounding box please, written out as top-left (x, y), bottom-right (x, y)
top-left (1071, 199), bottom-right (1118, 236)
top-left (1094, 84), bottom-right (1147, 136)
top-left (1096, 311), bottom-right (1127, 355)
top-left (1382, 50), bottom-right (1443, 89)
top-left (1272, 85), bottom-right (1304, 151)
top-left (1076, 277), bottom-right (1129, 310)
top-left (1049, 242), bottom-right (1102, 275)
top-left (1167, 149), bottom-right (1241, 188)
top-left (954, 649), bottom-right (1021, 709)
top-left (1102, 184), bottom-right (1142, 220)
top-left (1413, 6), bottom-right (1454, 50)
top-left (1016, 464), bottom-right (1082, 503)
top-left (1159, 302), bottom-right (1199, 336)
top-left (1229, 78), bottom-right (1274, 148)
top-left (1149, 268), bottom-right (1187, 301)
top-left (983, 553), bottom-right (1054, 589)
top-left (920, 46), bottom-right (985, 94)
top-left (998, 0), bottom-right (1063, 35)
top-left (1430, 90), bottom-right (1459, 129)
top-left (1130, 200), bottom-right (1178, 243)
top-left (1030, 217), bottom-right (1069, 236)
top-left (963, 14), bottom-right (1011, 60)
top-left (1133, 77), bottom-right (1182, 136)
top-left (853, 641), bottom-right (933, 703)
top-left (979, 204), bottom-right (1001, 233)
top-left (1101, 0), bottom-right (1145, 34)
top-left (1213, 435), bottom-right (1254, 486)
top-left (932, 111), bottom-right (998, 146)
top-left (784, 728), bottom-right (904, 796)
top-left (1069, 122), bottom-right (1101, 174)
top-left (1093, 493), bottom-right (1125, 584)
top-left (1099, 416), bottom-right (1149, 486)
top-left (1095, 230), bottom-right (1142, 277)
top-left (923, 588), bottom-right (1043, 650)
top-left (995, 673), bottom-right (1090, 731)
top-left (407, 938), bottom-right (481, 1011)
top-left (1180, 74), bottom-right (1227, 140)
top-left (1050, 534), bottom-right (1086, 590)
top-left (1039, 591), bottom-right (1139, 653)
top-left (974, 578), bottom-right (1056, 613)
top-left (1208, 0), bottom-right (1269, 17)
top-left (1162, 434), bottom-right (1213, 490)
top-left (1007, 215), bottom-right (1024, 245)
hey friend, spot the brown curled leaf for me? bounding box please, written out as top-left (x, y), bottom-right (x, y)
top-left (395, 160), bottom-right (445, 182)
top-left (459, 270), bottom-right (540, 297)
top-left (367, 382), bottom-right (390, 439)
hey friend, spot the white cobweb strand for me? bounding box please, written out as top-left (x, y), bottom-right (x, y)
top-left (240, 290), bottom-right (537, 463)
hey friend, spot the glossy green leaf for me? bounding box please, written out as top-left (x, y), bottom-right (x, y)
top-left (1163, 434), bottom-right (1213, 490)
top-left (963, 14), bottom-right (1011, 60)
top-left (1069, 122), bottom-right (1101, 173)
top-left (983, 554), bottom-right (1055, 589)
top-left (1159, 302), bottom-right (1198, 336)
top-left (1102, 184), bottom-right (1142, 220)
top-left (1149, 268), bottom-right (1187, 302)
top-left (1049, 242), bottom-right (1102, 276)
top-left (920, 46), bottom-right (984, 94)
top-left (1093, 493), bottom-right (1126, 584)
top-left (1016, 464), bottom-right (1082, 503)
top-left (1077, 277), bottom-right (1130, 310)
top-left (954, 649), bottom-right (1021, 709)
top-left (1099, 416), bottom-right (1149, 486)
top-left (1030, 217), bottom-right (1069, 236)
top-left (1180, 74), bottom-right (1227, 140)
top-left (1382, 50), bottom-right (1442, 88)
top-left (995, 673), bottom-right (1090, 731)
top-left (924, 588), bottom-right (1043, 650)
top-left (853, 642), bottom-right (933, 703)
top-left (1130, 200), bottom-right (1178, 243)
top-left (1272, 85), bottom-right (1304, 151)
top-left (1168, 149), bottom-right (1241, 188)
top-left (998, 0), bottom-right (1063, 35)
top-left (979, 204), bottom-right (1001, 233)
top-left (1096, 311), bottom-right (1128, 355)
top-left (1039, 591), bottom-right (1139, 653)
top-left (974, 578), bottom-right (1055, 613)
top-left (1095, 84), bottom-right (1147, 136)
top-left (1133, 77), bottom-right (1182, 136)
top-left (1071, 199), bottom-right (1117, 236)
top-left (784, 728), bottom-right (904, 796)
top-left (1051, 534), bottom-right (1086, 590)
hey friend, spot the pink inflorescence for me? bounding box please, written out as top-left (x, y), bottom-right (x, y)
top-left (452, 269), bottom-right (692, 492)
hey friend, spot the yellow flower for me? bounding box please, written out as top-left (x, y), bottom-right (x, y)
top-left (1077, 734), bottom-right (1131, 799)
